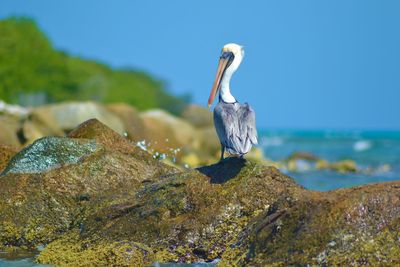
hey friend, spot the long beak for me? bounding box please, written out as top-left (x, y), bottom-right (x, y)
top-left (208, 52), bottom-right (233, 108)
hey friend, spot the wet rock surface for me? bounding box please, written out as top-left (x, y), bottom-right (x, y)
top-left (0, 120), bottom-right (399, 266)
top-left (1, 137), bottom-right (97, 175)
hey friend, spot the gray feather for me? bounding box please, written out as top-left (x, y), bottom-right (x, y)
top-left (214, 101), bottom-right (258, 155)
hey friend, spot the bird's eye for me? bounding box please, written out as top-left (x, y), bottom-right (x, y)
top-left (221, 51), bottom-right (234, 59)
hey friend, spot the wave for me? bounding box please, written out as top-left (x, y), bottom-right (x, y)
top-left (353, 140), bottom-right (372, 152)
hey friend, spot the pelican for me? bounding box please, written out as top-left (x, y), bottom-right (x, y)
top-left (208, 43), bottom-right (258, 161)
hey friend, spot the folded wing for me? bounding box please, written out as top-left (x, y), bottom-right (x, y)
top-left (214, 102), bottom-right (257, 155)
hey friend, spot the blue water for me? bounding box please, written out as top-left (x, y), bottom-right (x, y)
top-left (0, 258), bottom-right (47, 267)
top-left (260, 130), bottom-right (400, 191)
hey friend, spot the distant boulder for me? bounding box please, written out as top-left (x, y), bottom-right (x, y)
top-left (31, 101), bottom-right (125, 134)
top-left (106, 103), bottom-right (145, 141)
top-left (181, 104), bottom-right (213, 128)
top-left (0, 115), bottom-right (21, 147)
top-left (140, 109), bottom-right (198, 154)
top-left (22, 109), bottom-right (65, 144)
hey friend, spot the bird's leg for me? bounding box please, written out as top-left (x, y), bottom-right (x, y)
top-left (220, 145), bottom-right (225, 161)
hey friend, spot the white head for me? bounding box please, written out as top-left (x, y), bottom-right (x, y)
top-left (208, 43), bottom-right (245, 107)
top-left (221, 43), bottom-right (245, 73)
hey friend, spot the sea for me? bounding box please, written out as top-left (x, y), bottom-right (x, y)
top-left (2, 130), bottom-right (399, 267)
top-left (260, 129), bottom-right (400, 191)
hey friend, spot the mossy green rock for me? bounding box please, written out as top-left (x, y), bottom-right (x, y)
top-left (0, 119), bottom-right (175, 253)
top-left (0, 119), bottom-right (399, 266)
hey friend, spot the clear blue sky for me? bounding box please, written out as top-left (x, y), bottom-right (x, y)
top-left (1, 0), bottom-right (400, 129)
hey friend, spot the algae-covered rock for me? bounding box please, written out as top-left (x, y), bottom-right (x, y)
top-left (1, 119), bottom-right (399, 267)
top-left (37, 159), bottom-right (302, 266)
top-left (245, 182), bottom-right (400, 266)
top-left (287, 151), bottom-right (321, 161)
top-left (0, 119), bottom-right (174, 252)
top-left (330, 159), bottom-right (357, 173)
top-left (285, 151), bottom-right (359, 173)
top-left (0, 144), bottom-right (17, 172)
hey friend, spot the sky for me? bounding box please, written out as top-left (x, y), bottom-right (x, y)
top-left (1, 0), bottom-right (400, 129)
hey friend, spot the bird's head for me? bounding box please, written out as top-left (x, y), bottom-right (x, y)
top-left (208, 43), bottom-right (244, 108)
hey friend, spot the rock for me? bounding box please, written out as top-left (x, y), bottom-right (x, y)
top-left (67, 119), bottom-right (159, 165)
top-left (246, 147), bottom-right (265, 163)
top-left (181, 152), bottom-right (201, 168)
top-left (0, 115), bottom-right (21, 147)
top-left (0, 119), bottom-right (174, 253)
top-left (1, 137), bottom-right (97, 175)
top-left (107, 103), bottom-right (146, 141)
top-left (0, 100), bottom-right (29, 117)
top-left (244, 182), bottom-right (400, 266)
top-left (286, 152), bottom-right (320, 172)
top-left (197, 127), bottom-right (220, 156)
top-left (32, 101), bottom-right (125, 134)
top-left (37, 159), bottom-right (301, 266)
top-left (181, 104), bottom-right (213, 128)
top-left (285, 152), bottom-right (359, 173)
top-left (287, 151), bottom-right (321, 161)
top-left (1, 120), bottom-right (399, 266)
top-left (330, 159), bottom-right (357, 173)
top-left (21, 121), bottom-right (45, 145)
top-left (21, 109), bottom-right (65, 144)
top-left (316, 159), bottom-right (330, 170)
top-left (0, 144), bottom-right (18, 172)
top-left (140, 109), bottom-right (199, 154)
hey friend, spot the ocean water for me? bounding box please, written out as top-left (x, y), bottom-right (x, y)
top-left (0, 256), bottom-right (48, 267)
top-left (260, 130), bottom-right (400, 191)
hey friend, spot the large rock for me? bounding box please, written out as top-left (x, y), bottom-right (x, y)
top-left (244, 182), bottom-right (400, 266)
top-left (140, 109), bottom-right (199, 154)
top-left (21, 109), bottom-right (65, 145)
top-left (1, 120), bottom-right (399, 266)
top-left (181, 104), bottom-right (213, 129)
top-left (0, 115), bottom-right (21, 147)
top-left (285, 151), bottom-right (359, 173)
top-left (31, 101), bottom-right (125, 134)
top-left (197, 127), bottom-right (220, 156)
top-left (107, 103), bottom-right (146, 141)
top-left (0, 119), bottom-right (174, 253)
top-left (36, 159), bottom-right (300, 266)
top-left (0, 144), bottom-right (17, 172)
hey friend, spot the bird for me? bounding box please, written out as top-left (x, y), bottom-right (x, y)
top-left (207, 43), bottom-right (258, 161)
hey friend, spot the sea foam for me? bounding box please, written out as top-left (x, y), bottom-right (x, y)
top-left (353, 140), bottom-right (372, 152)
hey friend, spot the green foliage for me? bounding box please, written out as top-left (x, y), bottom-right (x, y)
top-left (0, 17), bottom-right (188, 114)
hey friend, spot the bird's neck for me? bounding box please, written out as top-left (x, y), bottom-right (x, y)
top-left (219, 70), bottom-right (236, 103)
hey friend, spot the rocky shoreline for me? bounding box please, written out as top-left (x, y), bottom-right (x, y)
top-left (0, 100), bottom-right (373, 174)
top-left (0, 119), bottom-right (399, 266)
